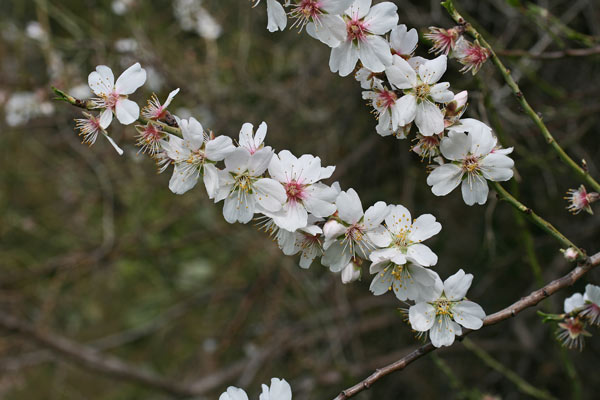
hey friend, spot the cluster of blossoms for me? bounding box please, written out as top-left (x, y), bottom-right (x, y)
top-left (220, 378), bottom-right (292, 400)
top-left (71, 57), bottom-right (487, 348)
top-left (253, 0), bottom-right (515, 206)
top-left (554, 284), bottom-right (600, 350)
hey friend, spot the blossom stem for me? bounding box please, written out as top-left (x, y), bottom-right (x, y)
top-left (490, 181), bottom-right (584, 259)
top-left (440, 0), bottom-right (600, 194)
top-left (51, 86), bottom-right (183, 137)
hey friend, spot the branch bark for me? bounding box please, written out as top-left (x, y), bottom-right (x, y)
top-left (333, 251), bottom-right (600, 400)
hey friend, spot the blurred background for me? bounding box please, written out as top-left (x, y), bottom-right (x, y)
top-left (1, 0), bottom-right (600, 398)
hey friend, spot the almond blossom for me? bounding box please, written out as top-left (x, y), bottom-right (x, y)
top-left (298, 0), bottom-right (354, 47)
top-left (321, 188), bottom-right (389, 272)
top-left (75, 111), bottom-right (124, 155)
top-left (88, 63), bottom-right (147, 129)
top-left (267, 150), bottom-right (337, 231)
top-left (409, 269), bottom-right (486, 348)
top-left (259, 378), bottom-right (292, 400)
top-left (362, 81), bottom-right (401, 136)
top-left (426, 118), bottom-right (514, 205)
top-left (328, 0), bottom-right (398, 76)
top-left (565, 185), bottom-right (599, 215)
top-left (162, 116), bottom-right (235, 195)
top-left (385, 54), bottom-right (454, 135)
top-left (219, 386), bottom-right (248, 400)
top-left (275, 217), bottom-right (324, 268)
top-left (142, 88), bottom-right (180, 120)
top-left (215, 147), bottom-right (286, 224)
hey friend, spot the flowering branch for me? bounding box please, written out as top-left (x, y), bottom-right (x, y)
top-left (52, 86), bottom-right (182, 137)
top-left (333, 250), bottom-right (600, 400)
top-left (490, 181), bottom-right (584, 258)
top-left (440, 0), bottom-right (600, 194)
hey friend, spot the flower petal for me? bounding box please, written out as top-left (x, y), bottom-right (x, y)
top-left (115, 98), bottom-right (140, 125)
top-left (115, 62), bottom-right (146, 95)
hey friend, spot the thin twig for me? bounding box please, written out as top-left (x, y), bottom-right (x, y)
top-left (333, 251), bottom-right (599, 399)
top-left (441, 0), bottom-right (600, 193)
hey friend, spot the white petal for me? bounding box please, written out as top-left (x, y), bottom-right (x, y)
top-left (247, 147), bottom-right (273, 176)
top-left (103, 133), bottom-right (124, 155)
top-left (254, 121), bottom-right (268, 149)
top-left (163, 88), bottom-right (180, 108)
top-left (409, 302), bottom-right (435, 331)
top-left (115, 98), bottom-right (140, 125)
top-left (99, 108), bottom-right (113, 129)
top-left (461, 175), bottom-right (489, 206)
top-left (363, 2), bottom-right (398, 35)
top-left (395, 94), bottom-right (417, 127)
top-left (266, 0), bottom-right (287, 32)
top-left (308, 14), bottom-right (346, 47)
top-left (440, 130), bottom-right (471, 161)
top-left (220, 386), bottom-right (249, 400)
top-left (480, 154), bottom-right (514, 181)
top-left (255, 178), bottom-right (286, 212)
top-left (427, 164), bottom-right (463, 196)
top-left (389, 24), bottom-right (418, 55)
top-left (430, 82), bottom-right (454, 103)
top-left (443, 269), bottom-right (472, 300)
top-left (584, 284), bottom-right (600, 305)
top-left (453, 300), bottom-right (486, 330)
top-left (363, 201), bottom-right (389, 230)
top-left (415, 101), bottom-right (444, 136)
top-left (418, 55), bottom-right (447, 85)
top-left (409, 214), bottom-right (441, 242)
top-left (385, 55), bottom-right (416, 89)
top-left (336, 188), bottom-right (363, 224)
top-left (322, 240), bottom-right (352, 272)
top-left (169, 164), bottom-right (199, 194)
top-left (203, 163), bottom-right (219, 199)
top-left (223, 191), bottom-right (256, 224)
top-left (430, 316), bottom-right (460, 347)
top-left (407, 243), bottom-right (437, 266)
top-left (321, 0), bottom-right (355, 15)
top-left (564, 293), bottom-right (585, 313)
top-left (330, 40), bottom-right (359, 77)
top-left (385, 204), bottom-right (411, 234)
top-left (115, 62), bottom-right (146, 95)
top-left (345, 0), bottom-right (371, 19)
top-left (225, 147), bottom-right (251, 173)
top-left (206, 136), bottom-right (236, 161)
top-left (88, 65), bottom-right (114, 96)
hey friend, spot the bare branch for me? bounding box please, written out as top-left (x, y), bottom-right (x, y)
top-left (497, 46), bottom-right (600, 59)
top-left (333, 251), bottom-right (600, 400)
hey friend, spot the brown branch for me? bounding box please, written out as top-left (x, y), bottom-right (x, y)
top-left (0, 311), bottom-right (244, 397)
top-left (333, 251), bottom-right (600, 400)
top-left (497, 46), bottom-right (600, 59)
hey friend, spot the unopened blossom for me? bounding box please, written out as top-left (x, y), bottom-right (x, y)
top-left (565, 185), bottom-right (598, 215)
top-left (556, 317), bottom-right (590, 351)
top-left (219, 386), bottom-right (248, 400)
top-left (362, 82), bottom-right (402, 136)
top-left (259, 378), bottom-right (292, 400)
top-left (424, 26), bottom-right (461, 55)
top-left (562, 247), bottom-right (579, 262)
top-left (427, 118), bottom-right (514, 206)
top-left (215, 147), bottom-right (286, 224)
top-left (409, 269), bottom-right (486, 348)
top-left (162, 116), bottom-right (235, 195)
top-left (75, 111), bottom-right (124, 155)
top-left (389, 24), bottom-right (418, 58)
top-left (88, 63), bottom-right (147, 129)
top-left (254, 0), bottom-right (287, 32)
top-left (328, 0), bottom-right (398, 76)
top-left (295, 0), bottom-right (353, 47)
top-left (267, 150), bottom-right (337, 231)
top-left (142, 88), bottom-right (180, 120)
top-left (385, 54), bottom-right (454, 135)
top-left (444, 90), bottom-right (468, 127)
top-left (321, 188), bottom-right (389, 272)
top-left (453, 37), bottom-right (491, 75)
top-left (135, 122), bottom-right (165, 155)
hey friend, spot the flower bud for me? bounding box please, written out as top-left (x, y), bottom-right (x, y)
top-left (341, 259), bottom-right (361, 284)
top-left (323, 220), bottom-right (346, 240)
top-left (562, 247), bottom-right (579, 262)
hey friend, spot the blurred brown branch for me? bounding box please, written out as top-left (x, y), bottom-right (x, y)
top-left (497, 46), bottom-right (600, 59)
top-left (334, 250), bottom-right (600, 400)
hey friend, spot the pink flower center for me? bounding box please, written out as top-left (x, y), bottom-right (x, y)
top-left (142, 124), bottom-right (162, 142)
top-left (347, 19), bottom-right (367, 42)
top-left (296, 0), bottom-right (322, 19)
top-left (103, 91), bottom-right (120, 110)
top-left (285, 180), bottom-right (306, 204)
top-left (376, 89), bottom-right (397, 109)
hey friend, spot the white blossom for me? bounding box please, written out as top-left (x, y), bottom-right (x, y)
top-left (254, 0), bottom-right (287, 32)
top-left (384, 54), bottom-right (453, 135)
top-left (267, 150), bottom-right (337, 231)
top-left (88, 63), bottom-right (147, 129)
top-left (389, 24), bottom-right (418, 58)
top-left (409, 269), bottom-right (486, 347)
top-left (362, 82), bottom-right (402, 137)
top-left (321, 188), bottom-right (389, 272)
top-left (162, 116), bottom-right (235, 195)
top-left (219, 386), bottom-right (249, 400)
top-left (426, 118), bottom-right (514, 206)
top-left (328, 0), bottom-right (398, 76)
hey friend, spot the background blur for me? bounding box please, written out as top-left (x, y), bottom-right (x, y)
top-left (1, 0), bottom-right (600, 399)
